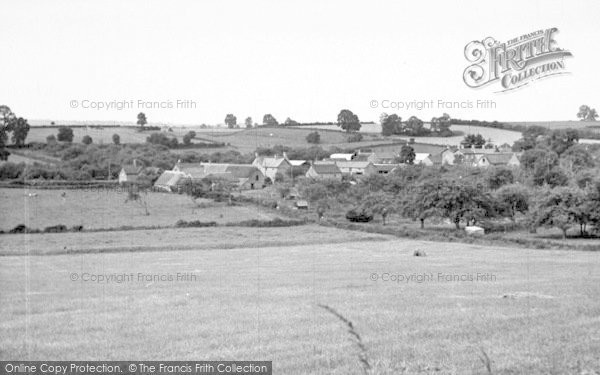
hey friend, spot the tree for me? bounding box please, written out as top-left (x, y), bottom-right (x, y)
top-left (146, 133), bottom-right (178, 148)
top-left (399, 181), bottom-right (442, 229)
top-left (405, 116), bottom-right (426, 136)
top-left (561, 144), bottom-right (595, 171)
top-left (263, 114), bottom-right (279, 126)
top-left (124, 187), bottom-right (150, 216)
top-left (0, 105), bottom-right (16, 148)
top-left (363, 192), bottom-right (395, 225)
top-left (112, 134), bottom-right (120, 145)
top-left (306, 131), bottom-right (320, 144)
top-left (495, 184), bottom-right (529, 221)
top-left (379, 113), bottom-right (389, 125)
top-left (137, 112), bottom-right (147, 127)
top-left (462, 134), bottom-right (486, 148)
top-left (57, 127), bottom-right (74, 142)
top-left (534, 187), bottom-right (585, 239)
top-left (381, 114), bottom-right (401, 136)
top-left (486, 167), bottom-right (514, 189)
top-left (182, 130), bottom-right (196, 145)
top-left (225, 114), bottom-right (237, 128)
top-left (431, 113), bottom-right (452, 135)
top-left (46, 134), bottom-right (57, 144)
top-left (337, 109), bottom-right (361, 132)
top-left (82, 135), bottom-right (93, 145)
top-left (284, 117), bottom-right (298, 126)
top-left (245, 117), bottom-right (253, 128)
top-left (11, 117), bottom-right (30, 146)
top-left (577, 105), bottom-right (598, 121)
top-left (398, 145), bottom-right (416, 164)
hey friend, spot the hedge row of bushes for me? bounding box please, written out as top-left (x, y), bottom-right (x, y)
top-left (4, 224), bottom-right (84, 234)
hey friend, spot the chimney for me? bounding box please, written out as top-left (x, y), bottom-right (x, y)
top-left (133, 159), bottom-right (137, 167)
top-left (254, 152), bottom-right (259, 159)
top-left (283, 152), bottom-right (288, 160)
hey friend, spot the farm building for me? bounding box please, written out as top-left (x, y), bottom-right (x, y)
top-left (475, 153), bottom-right (521, 168)
top-left (295, 200), bottom-right (309, 209)
top-left (415, 153), bottom-right (433, 166)
top-left (440, 148), bottom-right (458, 165)
top-left (118, 162), bottom-right (143, 184)
top-left (174, 162), bottom-right (266, 189)
top-left (334, 161), bottom-right (377, 176)
top-left (373, 164), bottom-right (399, 174)
top-left (153, 171), bottom-right (186, 192)
top-left (354, 150), bottom-right (398, 164)
top-left (306, 163), bottom-right (343, 181)
top-left (329, 153), bottom-right (356, 161)
top-left (252, 154), bottom-right (291, 181)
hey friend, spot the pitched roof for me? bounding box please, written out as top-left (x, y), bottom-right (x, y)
top-left (373, 164), bottom-right (398, 172)
top-left (483, 153), bottom-right (517, 165)
top-left (289, 160), bottom-right (308, 167)
top-left (254, 156), bottom-right (290, 168)
top-left (121, 165), bottom-right (143, 175)
top-left (414, 153), bottom-right (432, 162)
top-left (329, 153), bottom-right (355, 161)
top-left (154, 171), bottom-right (184, 187)
top-left (311, 163), bottom-right (341, 174)
top-left (334, 161), bottom-right (373, 169)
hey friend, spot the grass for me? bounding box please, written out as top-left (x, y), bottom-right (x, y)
top-left (0, 188), bottom-right (284, 231)
top-left (0, 226), bottom-right (599, 374)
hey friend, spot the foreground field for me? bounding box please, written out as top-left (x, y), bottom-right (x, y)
top-left (1, 227), bottom-right (598, 374)
top-left (0, 188), bottom-right (281, 231)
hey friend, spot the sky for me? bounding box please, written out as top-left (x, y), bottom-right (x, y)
top-left (1, 0), bottom-right (599, 125)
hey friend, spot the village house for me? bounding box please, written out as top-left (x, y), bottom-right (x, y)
top-left (415, 153), bottom-right (433, 166)
top-left (373, 164), bottom-right (399, 175)
top-left (305, 163), bottom-right (343, 181)
top-left (354, 150), bottom-right (399, 164)
top-left (172, 162), bottom-right (266, 190)
top-left (252, 154), bottom-right (292, 181)
top-left (440, 148), bottom-right (457, 165)
top-left (475, 153), bottom-right (521, 168)
top-left (153, 170), bottom-right (186, 192)
top-left (118, 160), bottom-right (143, 184)
top-left (334, 161), bottom-right (377, 176)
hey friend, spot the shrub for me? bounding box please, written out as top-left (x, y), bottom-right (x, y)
top-left (175, 220), bottom-right (218, 228)
top-left (112, 134), bottom-right (120, 145)
top-left (0, 162), bottom-right (26, 179)
top-left (347, 133), bottom-right (363, 142)
top-left (345, 209), bottom-right (374, 223)
top-left (44, 224), bottom-right (68, 233)
top-left (306, 131), bottom-right (321, 144)
top-left (46, 134), bottom-right (57, 144)
top-left (82, 135), bottom-right (93, 145)
top-left (57, 127), bottom-right (74, 142)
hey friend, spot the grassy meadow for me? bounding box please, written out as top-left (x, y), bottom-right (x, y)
top-left (0, 188), bottom-right (283, 231)
top-left (1, 227), bottom-right (599, 374)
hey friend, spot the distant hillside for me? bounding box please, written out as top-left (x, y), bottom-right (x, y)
top-left (506, 121), bottom-right (600, 130)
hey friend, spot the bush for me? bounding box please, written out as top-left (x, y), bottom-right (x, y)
top-left (46, 134), bottom-right (57, 144)
top-left (306, 131), bottom-right (321, 144)
top-left (347, 133), bottom-right (363, 142)
top-left (0, 162), bottom-right (26, 179)
top-left (345, 209), bottom-right (374, 222)
top-left (175, 220), bottom-right (218, 228)
top-left (112, 134), bottom-right (120, 145)
top-left (146, 133), bottom-right (179, 148)
top-left (57, 127), bottom-right (74, 142)
top-left (44, 224), bottom-right (68, 233)
top-left (82, 135), bottom-right (93, 145)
